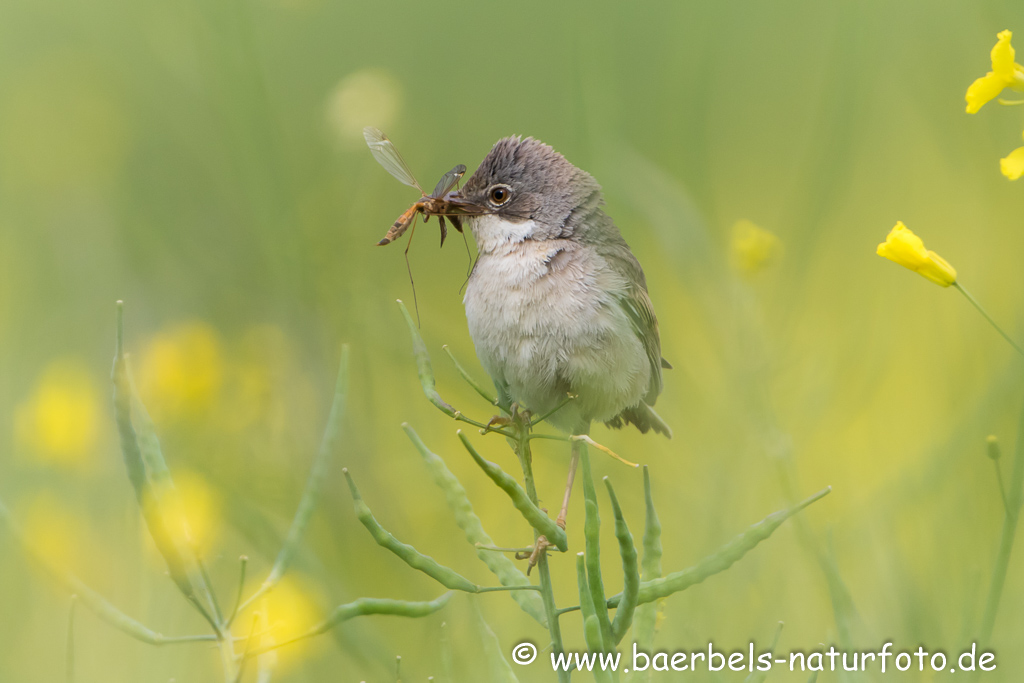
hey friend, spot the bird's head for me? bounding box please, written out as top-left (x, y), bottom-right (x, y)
top-left (445, 136), bottom-right (603, 250)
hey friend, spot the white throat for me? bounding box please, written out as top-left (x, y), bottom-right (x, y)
top-left (468, 214), bottom-right (539, 255)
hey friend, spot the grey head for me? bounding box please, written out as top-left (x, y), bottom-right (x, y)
top-left (451, 137), bottom-right (606, 242)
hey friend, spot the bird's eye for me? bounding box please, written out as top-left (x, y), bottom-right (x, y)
top-left (489, 185), bottom-right (511, 205)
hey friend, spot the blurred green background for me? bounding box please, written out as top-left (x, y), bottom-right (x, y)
top-left (4, 0), bottom-right (1024, 680)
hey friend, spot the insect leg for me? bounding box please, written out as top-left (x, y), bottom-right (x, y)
top-left (404, 212), bottom-right (422, 327)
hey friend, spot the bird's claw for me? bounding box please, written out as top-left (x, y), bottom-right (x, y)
top-left (483, 403), bottom-right (532, 435)
top-left (483, 415), bottom-right (512, 433)
top-left (516, 536), bottom-right (552, 575)
top-left (509, 403), bottom-right (532, 426)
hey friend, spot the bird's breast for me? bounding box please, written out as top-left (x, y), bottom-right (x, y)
top-left (462, 228), bottom-right (645, 422)
top-left (463, 236), bottom-right (601, 342)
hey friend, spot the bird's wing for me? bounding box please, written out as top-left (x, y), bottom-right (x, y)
top-left (599, 241), bottom-right (664, 405)
top-left (617, 284), bottom-right (663, 405)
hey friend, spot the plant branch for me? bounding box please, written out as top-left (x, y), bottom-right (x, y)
top-left (978, 392), bottom-right (1024, 644)
top-left (0, 496), bottom-right (217, 646)
top-left (239, 345), bottom-right (350, 615)
top-left (954, 283), bottom-right (1024, 358)
top-left (245, 593), bottom-right (453, 658)
top-left (443, 345), bottom-right (498, 405)
top-left (607, 487), bottom-right (831, 608)
top-left (226, 556), bottom-right (249, 629)
top-left (514, 427), bottom-right (569, 683)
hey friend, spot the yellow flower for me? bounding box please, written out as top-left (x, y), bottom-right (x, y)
top-left (876, 222), bottom-right (957, 287)
top-left (15, 358), bottom-right (100, 466)
top-left (1001, 130), bottom-right (1024, 179)
top-left (966, 30), bottom-right (1024, 113)
top-left (138, 322), bottom-right (224, 421)
top-left (165, 470), bottom-right (221, 550)
top-left (325, 68), bottom-right (402, 147)
top-left (236, 577), bottom-right (323, 672)
top-left (729, 219), bottom-right (781, 274)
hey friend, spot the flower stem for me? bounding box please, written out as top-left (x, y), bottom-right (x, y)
top-left (954, 283), bottom-right (1024, 358)
top-left (66, 596), bottom-right (76, 683)
top-left (992, 459), bottom-right (1010, 515)
top-left (515, 429), bottom-right (569, 683)
top-left (976, 383), bottom-right (1024, 652)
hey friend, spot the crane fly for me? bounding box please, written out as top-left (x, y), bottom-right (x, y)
top-left (364, 126), bottom-right (478, 247)
top-left (364, 126), bottom-right (486, 323)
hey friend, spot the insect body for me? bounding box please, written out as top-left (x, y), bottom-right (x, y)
top-left (364, 127), bottom-right (487, 323)
top-left (363, 127), bottom-right (474, 248)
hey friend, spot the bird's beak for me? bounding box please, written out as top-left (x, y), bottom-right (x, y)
top-left (443, 191), bottom-right (489, 216)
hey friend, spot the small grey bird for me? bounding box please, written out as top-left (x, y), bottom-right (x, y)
top-left (448, 136), bottom-right (671, 526)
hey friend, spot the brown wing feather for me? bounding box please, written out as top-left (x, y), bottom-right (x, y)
top-left (598, 241), bottom-right (665, 406)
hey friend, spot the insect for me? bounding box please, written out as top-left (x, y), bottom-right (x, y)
top-left (363, 127), bottom-right (476, 248)
top-left (364, 126), bottom-right (485, 323)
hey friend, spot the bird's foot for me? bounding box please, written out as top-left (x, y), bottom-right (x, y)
top-left (483, 415), bottom-right (512, 432)
top-left (516, 535), bottom-right (552, 575)
top-left (484, 403), bottom-right (531, 435)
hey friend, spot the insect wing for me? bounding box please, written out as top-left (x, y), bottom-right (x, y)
top-left (431, 164), bottom-right (467, 198)
top-left (363, 127), bottom-right (423, 191)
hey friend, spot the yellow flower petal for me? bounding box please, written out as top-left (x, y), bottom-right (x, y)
top-left (729, 219), bottom-right (781, 274)
top-left (966, 71), bottom-right (1008, 113)
top-left (1000, 146), bottom-right (1024, 179)
top-left (965, 31), bottom-right (1024, 112)
top-left (992, 30), bottom-right (1016, 78)
top-left (877, 222), bottom-right (957, 287)
top-left (15, 359), bottom-right (100, 465)
top-left (138, 322), bottom-right (224, 421)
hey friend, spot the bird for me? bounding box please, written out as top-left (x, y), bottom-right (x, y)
top-left (446, 136), bottom-right (672, 528)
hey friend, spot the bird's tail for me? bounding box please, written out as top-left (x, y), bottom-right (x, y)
top-left (604, 402), bottom-right (673, 439)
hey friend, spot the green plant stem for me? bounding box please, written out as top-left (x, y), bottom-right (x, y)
top-left (226, 556), bottom-right (248, 629)
top-left (441, 621), bottom-right (455, 682)
top-left (476, 585), bottom-right (543, 593)
top-left (628, 465), bottom-right (663, 674)
top-left (66, 596), bottom-right (76, 683)
top-left (458, 432), bottom-right (568, 551)
top-left (978, 392), bottom-right (1024, 644)
top-left (954, 283), bottom-right (1024, 358)
top-left (239, 345), bottom-right (350, 616)
top-left (232, 615), bottom-right (260, 683)
top-left (475, 545), bottom-right (536, 553)
top-left (992, 460), bottom-right (1010, 515)
top-left (443, 345), bottom-right (498, 405)
top-left (515, 430), bottom-right (569, 683)
top-left (0, 495), bottom-right (217, 646)
top-left (196, 554), bottom-right (224, 626)
top-left (605, 477), bottom-right (639, 645)
top-left (404, 425), bottom-right (546, 624)
top-left (580, 446), bottom-right (613, 646)
top-left (528, 433), bottom-right (573, 443)
top-left (112, 303), bottom-right (200, 611)
top-left (529, 394), bottom-right (576, 427)
top-left (576, 553), bottom-right (611, 683)
top-left (398, 300), bottom-right (516, 439)
top-left (246, 593), bottom-right (453, 657)
top-left (607, 487), bottom-right (831, 607)
top-left (344, 469), bottom-right (481, 593)
top-left (471, 597), bottom-right (522, 683)
top-left (218, 638), bottom-right (238, 683)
